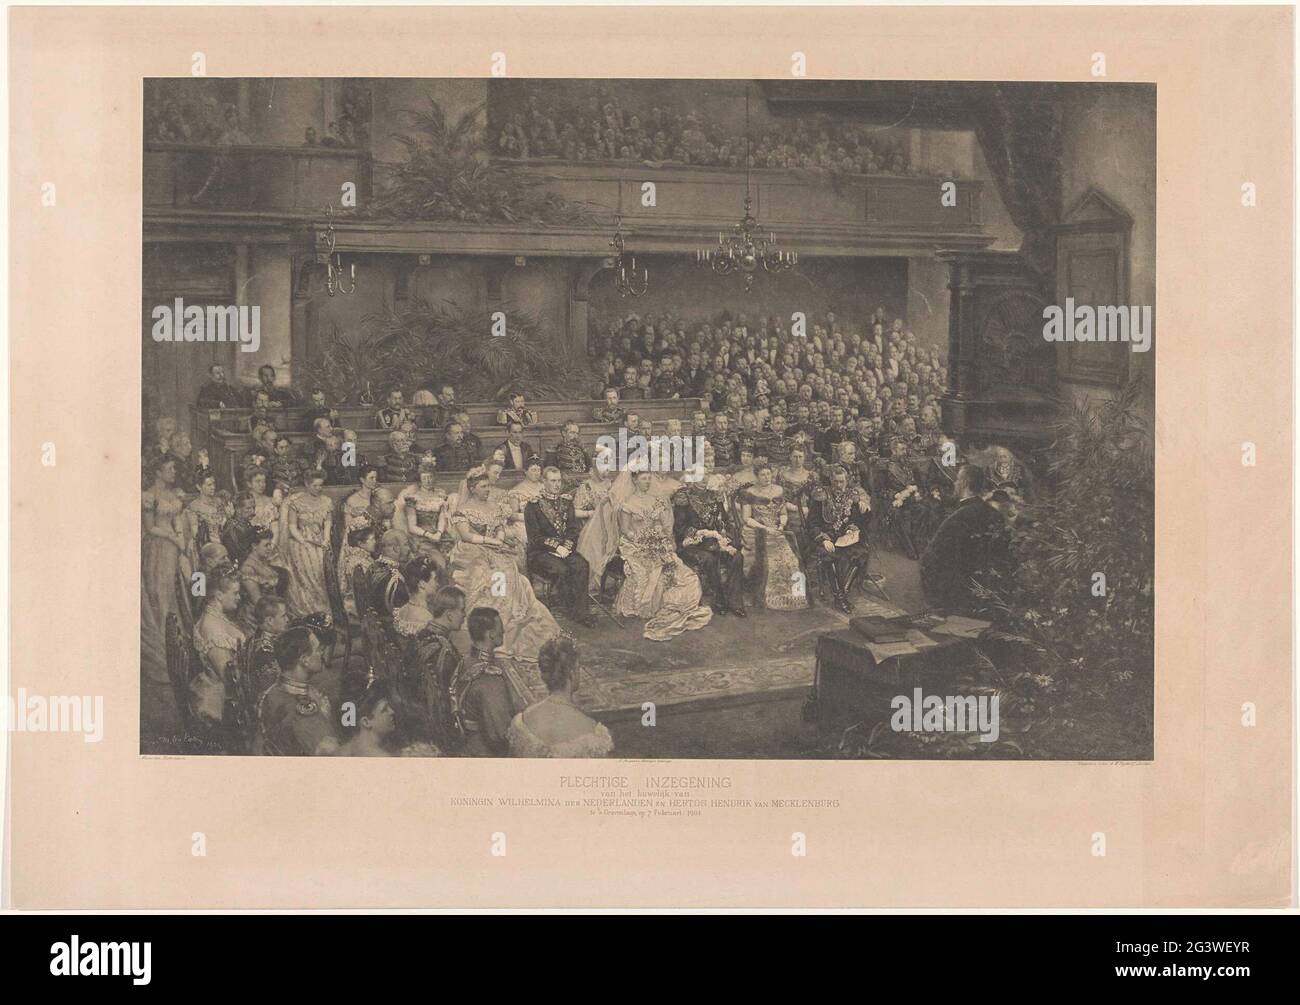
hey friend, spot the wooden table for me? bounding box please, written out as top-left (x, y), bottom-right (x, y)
top-left (807, 611), bottom-right (987, 737)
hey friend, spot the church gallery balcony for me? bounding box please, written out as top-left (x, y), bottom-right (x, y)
top-left (144, 146), bottom-right (993, 258)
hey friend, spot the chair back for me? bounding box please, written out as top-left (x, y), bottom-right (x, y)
top-left (228, 636), bottom-right (260, 753)
top-left (349, 566), bottom-right (368, 621)
top-left (321, 544), bottom-right (347, 629)
top-left (330, 504), bottom-right (346, 554)
top-left (164, 612), bottom-right (197, 734)
top-left (174, 567), bottom-right (197, 638)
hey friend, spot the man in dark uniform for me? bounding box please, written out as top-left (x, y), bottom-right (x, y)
top-left (394, 584), bottom-right (466, 751)
top-left (592, 388), bottom-right (628, 424)
top-left (453, 608), bottom-right (532, 757)
top-left (760, 413), bottom-right (793, 466)
top-left (382, 430), bottom-right (421, 484)
top-left (524, 468), bottom-right (594, 627)
top-left (197, 363), bottom-right (240, 410)
top-left (246, 391), bottom-right (279, 435)
top-left (376, 389), bottom-right (414, 432)
top-left (674, 453), bottom-right (747, 617)
top-left (254, 365), bottom-right (296, 408)
top-left (805, 464), bottom-right (872, 614)
top-left (222, 492), bottom-right (260, 564)
top-left (435, 421), bottom-right (479, 472)
top-left (708, 414), bottom-right (739, 469)
top-left (254, 626), bottom-right (339, 755)
top-left (652, 358), bottom-right (684, 399)
top-left (247, 596), bottom-right (290, 698)
top-left (545, 422), bottom-right (591, 478)
top-left (303, 387), bottom-right (338, 433)
top-left (919, 464), bottom-right (1012, 615)
top-left (495, 391), bottom-right (536, 428)
top-left (360, 530), bottom-right (407, 615)
top-left (452, 412), bottom-right (483, 460)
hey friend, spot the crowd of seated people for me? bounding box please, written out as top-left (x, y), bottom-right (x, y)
top-left (143, 307), bottom-right (1029, 758)
top-left (495, 89), bottom-right (920, 176)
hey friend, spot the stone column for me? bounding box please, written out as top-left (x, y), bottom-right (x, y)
top-left (237, 244), bottom-right (294, 386)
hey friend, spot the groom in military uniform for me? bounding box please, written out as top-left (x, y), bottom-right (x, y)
top-left (524, 467), bottom-right (595, 627)
top-left (673, 450), bottom-right (747, 617)
top-left (806, 464), bottom-right (872, 614)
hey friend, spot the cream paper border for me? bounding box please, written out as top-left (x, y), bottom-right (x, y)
top-left (6, 5), bottom-right (1294, 908)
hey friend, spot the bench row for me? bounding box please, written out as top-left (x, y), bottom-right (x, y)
top-left (191, 397), bottom-right (703, 437)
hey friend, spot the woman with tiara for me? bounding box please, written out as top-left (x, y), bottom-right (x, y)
top-left (394, 456), bottom-right (450, 575)
top-left (739, 460), bottom-right (809, 611)
top-left (243, 468), bottom-right (283, 555)
top-left (777, 444), bottom-right (816, 553)
top-left (184, 467), bottom-right (227, 558)
top-left (281, 470), bottom-right (335, 618)
top-left (613, 464), bottom-right (712, 641)
top-left (448, 468), bottom-right (560, 661)
top-left (575, 444), bottom-right (619, 589)
top-left (342, 464), bottom-right (383, 533)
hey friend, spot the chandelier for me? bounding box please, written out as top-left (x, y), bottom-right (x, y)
top-left (697, 88), bottom-right (797, 293)
top-left (608, 216), bottom-right (648, 297)
top-left (316, 204), bottom-right (355, 296)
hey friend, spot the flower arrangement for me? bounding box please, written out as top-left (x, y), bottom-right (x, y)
top-left (683, 528), bottom-right (737, 555)
top-left (892, 484), bottom-right (920, 508)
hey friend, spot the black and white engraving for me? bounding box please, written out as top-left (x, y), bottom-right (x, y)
top-left (141, 78), bottom-right (1155, 760)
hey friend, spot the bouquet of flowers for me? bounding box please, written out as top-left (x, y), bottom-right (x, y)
top-left (683, 528), bottom-right (737, 555)
top-left (892, 484), bottom-right (920, 509)
top-left (630, 526), bottom-right (679, 567)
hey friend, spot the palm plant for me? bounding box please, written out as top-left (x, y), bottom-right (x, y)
top-left (371, 96), bottom-right (596, 226)
top-left (300, 299), bottom-right (598, 404)
top-left (294, 323), bottom-right (403, 405)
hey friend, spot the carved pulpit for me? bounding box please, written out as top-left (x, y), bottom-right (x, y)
top-left (935, 249), bottom-right (1057, 452)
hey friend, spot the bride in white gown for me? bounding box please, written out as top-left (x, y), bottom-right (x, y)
top-left (612, 467), bottom-right (712, 641)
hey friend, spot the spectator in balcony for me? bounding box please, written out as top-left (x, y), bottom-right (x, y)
top-left (246, 390), bottom-right (277, 435)
top-left (197, 363), bottom-right (240, 410)
top-left (249, 365), bottom-right (294, 408)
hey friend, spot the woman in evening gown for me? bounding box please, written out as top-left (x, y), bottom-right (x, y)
top-left (613, 468), bottom-right (712, 640)
top-left (574, 450), bottom-right (619, 590)
top-left (777, 445), bottom-right (815, 553)
top-left (244, 468), bottom-right (283, 557)
top-left (508, 637), bottom-right (613, 758)
top-left (184, 468), bottom-right (227, 563)
top-left (141, 456), bottom-right (188, 683)
top-left (281, 471), bottom-right (335, 618)
top-left (740, 461), bottom-right (809, 611)
top-left (448, 469), bottom-right (560, 661)
top-left (395, 457), bottom-right (451, 556)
